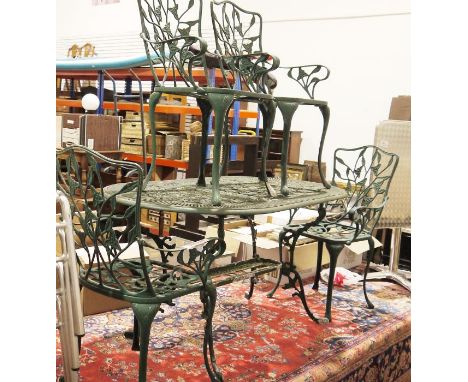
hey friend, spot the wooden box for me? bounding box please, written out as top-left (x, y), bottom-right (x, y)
top-left (122, 121), bottom-right (149, 139)
top-left (146, 134), bottom-right (166, 156)
top-left (304, 160), bottom-right (327, 183)
top-left (83, 115), bottom-right (121, 151)
top-left (125, 110), bottom-right (150, 122)
top-left (389, 95), bottom-right (411, 121)
top-left (121, 137), bottom-right (144, 155)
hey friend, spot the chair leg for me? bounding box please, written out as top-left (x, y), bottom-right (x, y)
top-left (312, 240), bottom-right (324, 290)
top-left (276, 101), bottom-right (298, 196)
top-left (200, 284), bottom-right (224, 381)
top-left (258, 100), bottom-right (277, 197)
top-left (207, 93), bottom-right (234, 206)
top-left (244, 276), bottom-right (257, 300)
top-left (324, 243), bottom-right (343, 322)
top-left (363, 237), bottom-right (375, 309)
top-left (196, 99), bottom-right (213, 187)
top-left (131, 303), bottom-right (160, 382)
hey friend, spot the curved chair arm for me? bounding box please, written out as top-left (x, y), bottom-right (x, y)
top-left (282, 64), bottom-right (330, 99)
top-left (346, 196), bottom-right (389, 244)
top-left (139, 33), bottom-right (208, 88)
top-left (216, 51), bottom-right (280, 93)
top-left (142, 236), bottom-right (226, 283)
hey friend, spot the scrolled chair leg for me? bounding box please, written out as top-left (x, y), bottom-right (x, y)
top-left (244, 276), bottom-right (257, 300)
top-left (207, 93), bottom-right (234, 206)
top-left (200, 283), bottom-right (224, 382)
top-left (131, 303), bottom-right (160, 382)
top-left (324, 243), bottom-right (343, 322)
top-left (363, 237), bottom-right (375, 309)
top-left (196, 98), bottom-right (213, 187)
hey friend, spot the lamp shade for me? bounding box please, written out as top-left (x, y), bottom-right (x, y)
top-left (81, 93), bottom-right (100, 111)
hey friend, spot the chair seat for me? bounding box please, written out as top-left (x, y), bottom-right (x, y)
top-left (275, 96), bottom-right (328, 107)
top-left (81, 257), bottom-right (280, 305)
top-left (153, 85), bottom-right (274, 102)
top-left (303, 221), bottom-right (372, 244)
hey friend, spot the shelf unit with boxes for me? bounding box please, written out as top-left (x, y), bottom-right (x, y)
top-left (56, 56), bottom-right (260, 176)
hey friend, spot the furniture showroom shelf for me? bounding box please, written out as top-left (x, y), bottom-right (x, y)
top-left (55, 98), bottom-right (258, 118)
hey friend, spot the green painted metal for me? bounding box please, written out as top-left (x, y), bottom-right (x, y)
top-left (57, 145), bottom-right (301, 382)
top-left (104, 176), bottom-right (347, 216)
top-left (269, 145), bottom-right (399, 323)
top-left (137, 0), bottom-right (281, 205)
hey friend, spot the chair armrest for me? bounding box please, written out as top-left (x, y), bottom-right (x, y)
top-left (142, 236), bottom-right (226, 282)
top-left (139, 33), bottom-right (208, 87)
top-left (217, 51), bottom-right (280, 93)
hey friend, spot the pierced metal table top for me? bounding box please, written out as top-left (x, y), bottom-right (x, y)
top-left (104, 176), bottom-right (347, 215)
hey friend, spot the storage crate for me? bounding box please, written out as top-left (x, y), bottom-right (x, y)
top-left (165, 134), bottom-right (185, 159)
top-left (146, 134), bottom-right (165, 156)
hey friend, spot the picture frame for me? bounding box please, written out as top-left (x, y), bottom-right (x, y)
top-left (273, 163), bottom-right (309, 181)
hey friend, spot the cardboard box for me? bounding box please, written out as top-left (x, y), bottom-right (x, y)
top-left (205, 219), bottom-right (252, 261)
top-left (304, 160), bottom-right (327, 183)
top-left (61, 113), bottom-right (83, 147)
top-left (81, 287), bottom-right (130, 316)
top-left (389, 95), bottom-right (411, 121)
top-left (76, 242), bottom-right (148, 315)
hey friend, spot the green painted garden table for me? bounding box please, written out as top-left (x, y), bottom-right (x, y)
top-left (104, 176), bottom-right (346, 293)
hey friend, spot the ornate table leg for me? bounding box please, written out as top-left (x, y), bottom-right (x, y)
top-left (245, 216), bottom-right (258, 300)
top-left (200, 283), bottom-right (224, 382)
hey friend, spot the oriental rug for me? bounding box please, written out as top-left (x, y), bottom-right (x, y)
top-left (57, 278), bottom-right (411, 381)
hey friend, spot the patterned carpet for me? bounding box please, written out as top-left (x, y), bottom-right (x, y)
top-left (57, 277), bottom-right (411, 381)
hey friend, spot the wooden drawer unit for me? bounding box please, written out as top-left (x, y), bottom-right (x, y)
top-left (121, 137), bottom-right (144, 155)
top-left (122, 121), bottom-right (149, 139)
top-left (60, 113), bottom-right (83, 147)
top-left (83, 115), bottom-right (121, 151)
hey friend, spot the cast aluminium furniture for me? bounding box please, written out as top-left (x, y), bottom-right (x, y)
top-left (56, 190), bottom-right (85, 382)
top-left (103, 173), bottom-right (346, 380)
top-left (137, 0), bottom-right (280, 205)
top-left (57, 145), bottom-right (346, 382)
top-left (268, 146), bottom-right (399, 323)
top-left (209, 0), bottom-right (332, 195)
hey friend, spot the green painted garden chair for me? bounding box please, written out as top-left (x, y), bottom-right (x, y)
top-left (137, 0), bottom-right (280, 205)
top-left (210, 0), bottom-right (332, 196)
top-left (56, 145), bottom-right (227, 381)
top-left (268, 145), bottom-right (399, 323)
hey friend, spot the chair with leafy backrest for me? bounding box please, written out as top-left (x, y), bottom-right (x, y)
top-left (56, 145), bottom-right (227, 382)
top-left (137, 0), bottom-right (279, 205)
top-left (268, 145), bottom-right (399, 323)
top-left (210, 0), bottom-right (332, 196)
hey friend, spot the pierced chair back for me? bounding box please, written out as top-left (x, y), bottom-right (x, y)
top-left (330, 145), bottom-right (399, 235)
top-left (56, 146), bottom-right (157, 301)
top-left (284, 65), bottom-right (330, 99)
top-left (137, 0), bottom-right (208, 88)
top-left (210, 0), bottom-right (279, 93)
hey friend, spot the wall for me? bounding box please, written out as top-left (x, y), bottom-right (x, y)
top-left (56, 0), bottom-right (410, 173)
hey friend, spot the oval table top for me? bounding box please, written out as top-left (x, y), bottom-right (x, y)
top-left (104, 176), bottom-right (347, 216)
